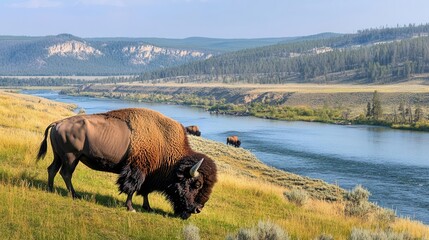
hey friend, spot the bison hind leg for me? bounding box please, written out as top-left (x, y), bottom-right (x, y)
top-left (117, 165), bottom-right (145, 211)
top-left (47, 153), bottom-right (62, 192)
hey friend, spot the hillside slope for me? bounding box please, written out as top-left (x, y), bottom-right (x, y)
top-left (0, 33), bottom-right (339, 77)
top-left (139, 24), bottom-right (429, 84)
top-left (0, 34), bottom-right (320, 76)
top-left (0, 34), bottom-right (212, 75)
top-left (71, 81), bottom-right (429, 117)
top-left (0, 91), bottom-right (428, 239)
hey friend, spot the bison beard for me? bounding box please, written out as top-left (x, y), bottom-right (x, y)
top-left (164, 153), bottom-right (216, 219)
top-left (37, 108), bottom-right (217, 219)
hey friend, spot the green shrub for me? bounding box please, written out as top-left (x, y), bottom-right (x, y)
top-left (345, 185), bottom-right (372, 218)
top-left (183, 224), bottom-right (200, 240)
top-left (229, 220), bottom-right (289, 240)
top-left (284, 188), bottom-right (309, 206)
top-left (77, 108), bottom-right (86, 114)
top-left (345, 185), bottom-right (370, 203)
top-left (236, 228), bottom-right (258, 240)
top-left (349, 228), bottom-right (371, 240)
top-left (349, 228), bottom-right (413, 240)
top-left (315, 234), bottom-right (334, 240)
top-left (375, 208), bottom-right (396, 223)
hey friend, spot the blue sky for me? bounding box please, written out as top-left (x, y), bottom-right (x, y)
top-left (0, 0), bottom-right (428, 38)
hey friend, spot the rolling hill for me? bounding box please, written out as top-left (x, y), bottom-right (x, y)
top-left (0, 33), bottom-right (341, 76)
top-left (138, 24), bottom-right (429, 84)
top-left (0, 34), bottom-right (213, 75)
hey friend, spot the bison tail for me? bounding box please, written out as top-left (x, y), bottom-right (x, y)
top-left (36, 124), bottom-right (54, 161)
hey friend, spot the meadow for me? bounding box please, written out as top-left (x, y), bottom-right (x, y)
top-left (0, 90), bottom-right (428, 239)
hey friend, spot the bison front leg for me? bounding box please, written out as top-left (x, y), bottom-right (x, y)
top-left (117, 164), bottom-right (146, 212)
top-left (126, 192), bottom-right (136, 212)
top-left (142, 193), bottom-right (153, 212)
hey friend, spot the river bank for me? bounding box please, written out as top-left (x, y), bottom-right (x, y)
top-left (61, 82), bottom-right (429, 131)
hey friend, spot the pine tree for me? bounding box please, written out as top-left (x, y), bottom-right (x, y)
top-left (371, 90), bottom-right (382, 121)
top-left (366, 102), bottom-right (372, 118)
top-left (414, 106), bottom-right (423, 123)
top-left (398, 101), bottom-right (406, 123)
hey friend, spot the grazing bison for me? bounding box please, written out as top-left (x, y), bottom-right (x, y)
top-left (37, 108), bottom-right (217, 219)
top-left (226, 136), bottom-right (241, 148)
top-left (185, 125), bottom-right (201, 136)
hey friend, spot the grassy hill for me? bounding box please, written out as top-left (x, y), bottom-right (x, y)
top-left (0, 90), bottom-right (428, 239)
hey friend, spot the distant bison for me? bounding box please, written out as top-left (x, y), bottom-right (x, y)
top-left (185, 125), bottom-right (201, 136)
top-left (226, 136), bottom-right (241, 148)
top-left (37, 108), bottom-right (217, 219)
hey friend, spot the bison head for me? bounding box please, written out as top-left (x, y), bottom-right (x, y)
top-left (166, 153), bottom-right (217, 219)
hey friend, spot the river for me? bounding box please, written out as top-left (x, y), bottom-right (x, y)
top-left (24, 90), bottom-right (429, 224)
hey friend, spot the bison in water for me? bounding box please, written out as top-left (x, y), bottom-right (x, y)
top-left (37, 108), bottom-right (217, 219)
top-left (185, 125), bottom-right (201, 136)
top-left (226, 136), bottom-right (241, 148)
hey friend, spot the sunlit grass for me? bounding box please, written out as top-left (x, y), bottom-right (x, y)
top-left (0, 90), bottom-right (428, 239)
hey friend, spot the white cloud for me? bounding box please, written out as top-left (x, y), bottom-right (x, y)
top-left (9, 0), bottom-right (62, 8)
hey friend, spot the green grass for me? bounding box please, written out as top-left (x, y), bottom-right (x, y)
top-left (0, 90), bottom-right (428, 239)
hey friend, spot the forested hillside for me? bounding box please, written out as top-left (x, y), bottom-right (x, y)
top-left (88, 36), bottom-right (299, 52)
top-left (138, 24), bottom-right (429, 84)
top-left (0, 34), bottom-right (307, 76)
top-left (0, 34), bottom-right (214, 75)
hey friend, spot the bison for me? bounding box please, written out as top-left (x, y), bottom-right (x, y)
top-left (36, 108), bottom-right (217, 219)
top-left (185, 125), bottom-right (201, 136)
top-left (226, 136), bottom-right (241, 148)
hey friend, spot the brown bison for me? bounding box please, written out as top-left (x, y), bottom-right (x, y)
top-left (185, 125), bottom-right (201, 136)
top-left (226, 136), bottom-right (241, 148)
top-left (36, 108), bottom-right (217, 219)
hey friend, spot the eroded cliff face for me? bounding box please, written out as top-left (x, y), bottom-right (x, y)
top-left (1, 34), bottom-right (218, 74)
top-left (47, 40), bottom-right (103, 60)
top-left (45, 40), bottom-right (211, 64)
top-left (122, 44), bottom-right (212, 65)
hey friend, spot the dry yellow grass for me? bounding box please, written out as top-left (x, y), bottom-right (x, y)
top-left (119, 80), bottom-right (429, 93)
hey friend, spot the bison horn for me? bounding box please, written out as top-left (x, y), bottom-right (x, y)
top-left (190, 158), bottom-right (204, 178)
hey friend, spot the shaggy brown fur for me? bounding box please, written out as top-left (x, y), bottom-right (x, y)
top-left (106, 108), bottom-right (191, 173)
top-left (226, 135), bottom-right (241, 148)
